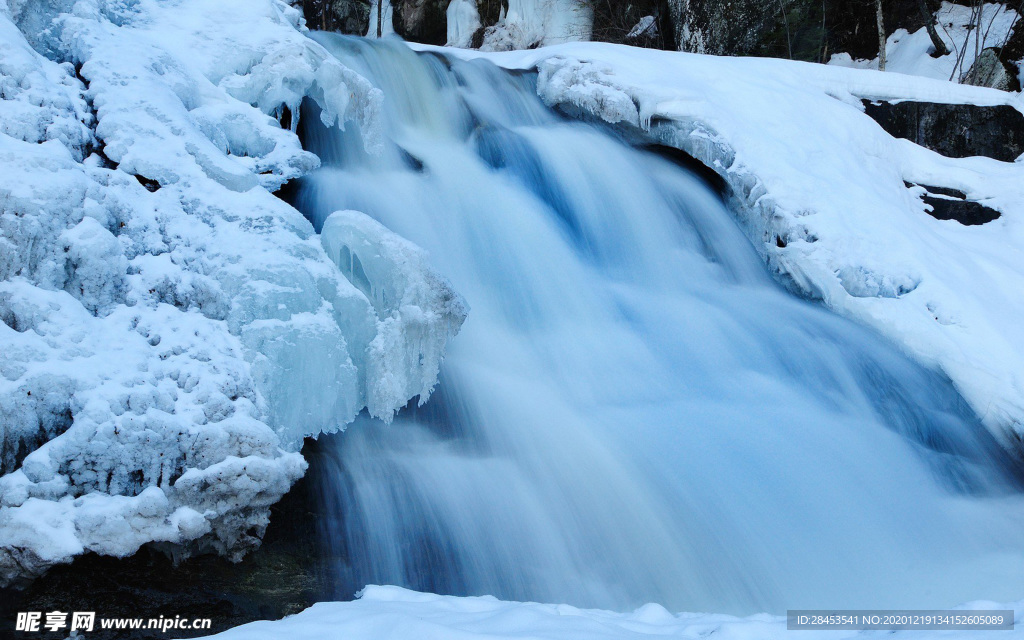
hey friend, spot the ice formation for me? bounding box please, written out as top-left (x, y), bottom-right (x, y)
top-left (320, 211), bottom-right (467, 420)
top-left (0, 0), bottom-right (463, 584)
top-left (477, 0), bottom-right (593, 51)
top-left (446, 0), bottom-right (482, 48)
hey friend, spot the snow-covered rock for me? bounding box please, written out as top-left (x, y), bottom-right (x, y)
top-left (0, 0), bottom-right (463, 584)
top-left (199, 586), bottom-right (1024, 640)
top-left (419, 41), bottom-right (1024, 446)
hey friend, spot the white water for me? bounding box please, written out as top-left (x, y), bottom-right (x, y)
top-left (296, 37), bottom-right (1024, 614)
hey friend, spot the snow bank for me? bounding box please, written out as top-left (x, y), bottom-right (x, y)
top-left (477, 0), bottom-right (593, 51)
top-left (0, 0), bottom-right (463, 584)
top-left (418, 41), bottom-right (1024, 444)
top-left (830, 2), bottom-right (1020, 83)
top-left (200, 586), bottom-right (1024, 640)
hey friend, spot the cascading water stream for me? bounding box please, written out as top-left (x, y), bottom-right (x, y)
top-left (293, 36), bottom-right (1024, 614)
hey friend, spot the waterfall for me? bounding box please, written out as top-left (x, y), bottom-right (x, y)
top-left (292, 36), bottom-right (1024, 615)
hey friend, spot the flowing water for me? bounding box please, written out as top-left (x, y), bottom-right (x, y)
top-left (293, 36), bottom-right (1024, 614)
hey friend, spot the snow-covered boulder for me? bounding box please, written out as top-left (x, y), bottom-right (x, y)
top-left (0, 0), bottom-right (463, 585)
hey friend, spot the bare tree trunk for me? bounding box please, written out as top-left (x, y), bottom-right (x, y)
top-left (777, 0), bottom-right (793, 59)
top-left (377, 0), bottom-right (383, 37)
top-left (917, 0), bottom-right (949, 56)
top-left (820, 0), bottom-right (828, 62)
top-left (973, 0), bottom-right (982, 67)
top-left (876, 0), bottom-right (887, 70)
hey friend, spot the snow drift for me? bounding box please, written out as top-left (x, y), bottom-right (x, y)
top-left (0, 0), bottom-right (464, 585)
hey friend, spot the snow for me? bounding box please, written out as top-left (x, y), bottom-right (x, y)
top-left (413, 41), bottom-right (1024, 444)
top-left (0, 0), bottom-right (463, 584)
top-left (0, 3), bottom-right (91, 156)
top-left (476, 0), bottom-right (593, 51)
top-left (200, 586), bottom-right (1024, 640)
top-left (829, 2), bottom-right (1020, 83)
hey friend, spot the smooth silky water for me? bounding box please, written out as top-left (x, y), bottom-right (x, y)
top-left (293, 35), bottom-right (1024, 614)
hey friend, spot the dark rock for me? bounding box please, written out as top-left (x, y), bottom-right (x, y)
top-left (1002, 12), bottom-right (1024, 64)
top-left (134, 174), bottom-right (160, 192)
top-left (470, 25), bottom-right (488, 48)
top-left (300, 0), bottom-right (371, 34)
top-left (824, 0), bottom-right (937, 60)
top-left (393, 0), bottom-right (449, 45)
top-left (668, 0), bottom-right (797, 58)
top-left (590, 0), bottom-right (675, 49)
top-left (474, 0), bottom-right (506, 31)
top-left (642, 143), bottom-right (727, 195)
top-left (906, 182), bottom-right (1002, 226)
top-left (864, 99), bottom-right (1024, 162)
top-left (665, 0), bottom-right (934, 62)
